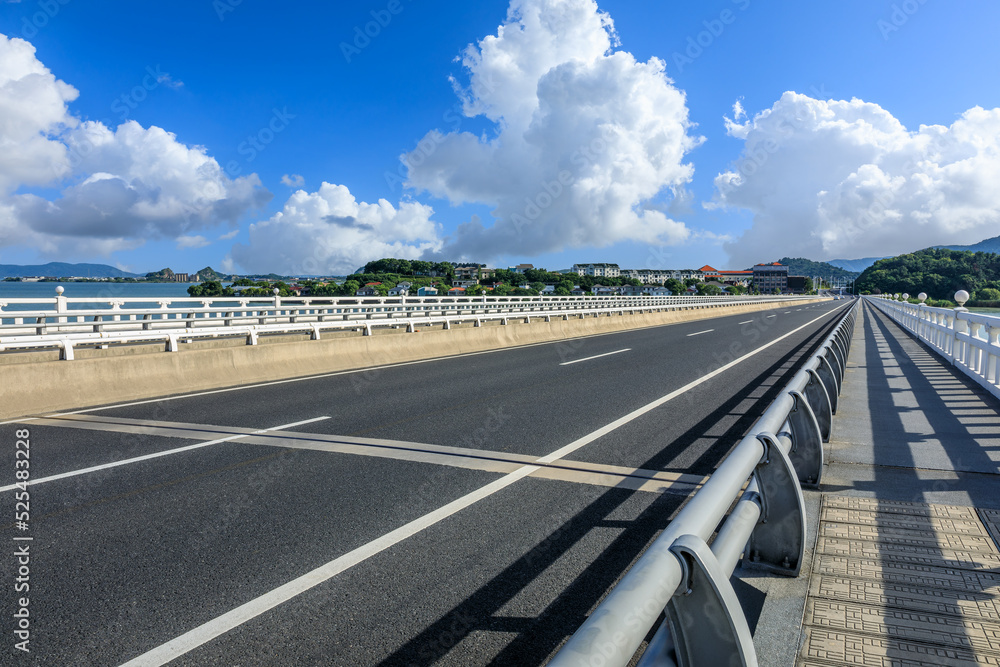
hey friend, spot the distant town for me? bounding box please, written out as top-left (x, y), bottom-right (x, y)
top-left (0, 259), bottom-right (838, 297)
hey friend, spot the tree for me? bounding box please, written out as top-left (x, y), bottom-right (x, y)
top-left (665, 279), bottom-right (686, 295)
top-left (697, 284), bottom-right (723, 296)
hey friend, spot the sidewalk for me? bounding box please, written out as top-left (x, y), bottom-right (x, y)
top-left (796, 300), bottom-right (1000, 666)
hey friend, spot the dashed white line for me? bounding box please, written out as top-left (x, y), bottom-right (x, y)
top-left (0, 416), bottom-right (330, 493)
top-left (738, 320), bottom-right (754, 325)
top-left (559, 348), bottom-right (631, 366)
top-left (115, 302), bottom-right (852, 667)
top-left (687, 329), bottom-right (714, 337)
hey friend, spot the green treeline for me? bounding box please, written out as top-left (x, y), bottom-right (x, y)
top-left (856, 248), bottom-right (1000, 304)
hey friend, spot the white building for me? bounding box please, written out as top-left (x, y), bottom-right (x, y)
top-left (572, 263), bottom-right (621, 278)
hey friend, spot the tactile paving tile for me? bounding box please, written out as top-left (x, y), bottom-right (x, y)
top-left (825, 496), bottom-right (981, 521)
top-left (820, 522), bottom-right (1000, 553)
top-left (814, 555), bottom-right (1000, 595)
top-left (821, 507), bottom-right (990, 537)
top-left (805, 599), bottom-right (1000, 653)
top-left (981, 509), bottom-right (1000, 552)
top-left (816, 536), bottom-right (1000, 572)
top-left (809, 575), bottom-right (1000, 623)
top-left (800, 628), bottom-right (1000, 666)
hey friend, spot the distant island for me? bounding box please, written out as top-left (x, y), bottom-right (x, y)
top-left (0, 263), bottom-right (305, 284)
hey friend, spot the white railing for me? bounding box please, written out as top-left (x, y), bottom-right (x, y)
top-left (867, 294), bottom-right (1000, 401)
top-left (0, 288), bottom-right (821, 360)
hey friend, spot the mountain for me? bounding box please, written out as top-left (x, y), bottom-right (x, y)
top-left (937, 235), bottom-right (1000, 254)
top-left (826, 257), bottom-right (889, 273)
top-left (0, 262), bottom-right (139, 278)
top-left (774, 257), bottom-right (859, 280)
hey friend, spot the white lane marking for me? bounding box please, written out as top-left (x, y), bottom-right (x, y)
top-left (766, 315), bottom-right (776, 318)
top-left (536, 302), bottom-right (850, 465)
top-left (559, 348), bottom-right (631, 366)
top-left (738, 320), bottom-right (754, 325)
top-left (38, 303), bottom-right (802, 420)
top-left (0, 416), bottom-right (330, 493)
top-left (115, 302), bottom-right (851, 665)
top-left (687, 329), bottom-right (714, 337)
top-left (117, 465), bottom-right (539, 667)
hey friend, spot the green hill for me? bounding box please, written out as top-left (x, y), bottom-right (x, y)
top-left (855, 248), bottom-right (1000, 301)
top-left (773, 257), bottom-right (859, 280)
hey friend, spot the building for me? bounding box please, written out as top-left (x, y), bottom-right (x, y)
top-left (511, 264), bottom-right (534, 273)
top-left (753, 263), bottom-right (789, 293)
top-left (388, 282), bottom-right (411, 296)
top-left (572, 263), bottom-right (621, 278)
top-left (453, 264), bottom-right (487, 282)
top-left (787, 276), bottom-right (810, 293)
top-left (417, 286), bottom-right (438, 296)
top-left (356, 282), bottom-right (382, 297)
top-left (698, 266), bottom-right (753, 286)
top-left (447, 286), bottom-right (467, 296)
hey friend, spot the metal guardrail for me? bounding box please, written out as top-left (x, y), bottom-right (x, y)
top-left (549, 298), bottom-right (859, 667)
top-left (0, 289), bottom-right (820, 360)
top-left (866, 294), bottom-right (1000, 401)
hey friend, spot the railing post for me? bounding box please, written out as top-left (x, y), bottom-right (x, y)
top-left (952, 309), bottom-right (968, 367)
top-left (55, 286), bottom-right (67, 326)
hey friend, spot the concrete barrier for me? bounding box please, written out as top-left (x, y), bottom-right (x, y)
top-left (1, 299), bottom-right (827, 420)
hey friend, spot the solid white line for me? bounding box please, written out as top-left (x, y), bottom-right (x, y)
top-left (687, 329), bottom-right (714, 337)
top-left (115, 302), bottom-right (850, 665)
top-left (559, 348), bottom-right (631, 366)
top-left (738, 320), bottom-right (754, 325)
top-left (536, 302), bottom-right (850, 465)
top-left (117, 465), bottom-right (540, 667)
top-left (0, 416), bottom-right (330, 493)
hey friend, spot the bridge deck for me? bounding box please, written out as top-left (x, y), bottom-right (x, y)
top-left (791, 301), bottom-right (1000, 666)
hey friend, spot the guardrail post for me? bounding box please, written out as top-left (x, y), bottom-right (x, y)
top-left (815, 353), bottom-right (841, 415)
top-left (747, 432), bottom-right (806, 576)
top-left (785, 391), bottom-right (824, 487)
top-left (642, 535), bottom-right (757, 667)
top-left (803, 368), bottom-right (833, 441)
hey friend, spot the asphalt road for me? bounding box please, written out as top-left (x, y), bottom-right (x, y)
top-left (0, 299), bottom-right (851, 666)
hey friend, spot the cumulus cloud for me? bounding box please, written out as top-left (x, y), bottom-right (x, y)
top-left (401, 0), bottom-right (701, 260)
top-left (281, 173), bottom-right (305, 188)
top-left (713, 92), bottom-right (1000, 266)
top-left (231, 183), bottom-right (442, 275)
top-left (0, 33), bottom-right (269, 258)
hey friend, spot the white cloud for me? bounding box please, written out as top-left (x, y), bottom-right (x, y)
top-left (281, 173), bottom-right (305, 188)
top-left (218, 229), bottom-right (239, 240)
top-left (231, 183), bottom-right (442, 275)
top-left (713, 92), bottom-right (1000, 266)
top-left (0, 33), bottom-right (269, 258)
top-left (402, 0), bottom-right (701, 260)
top-left (176, 235), bottom-right (210, 249)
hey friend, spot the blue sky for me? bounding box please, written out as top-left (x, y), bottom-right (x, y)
top-left (2, 0), bottom-right (999, 275)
